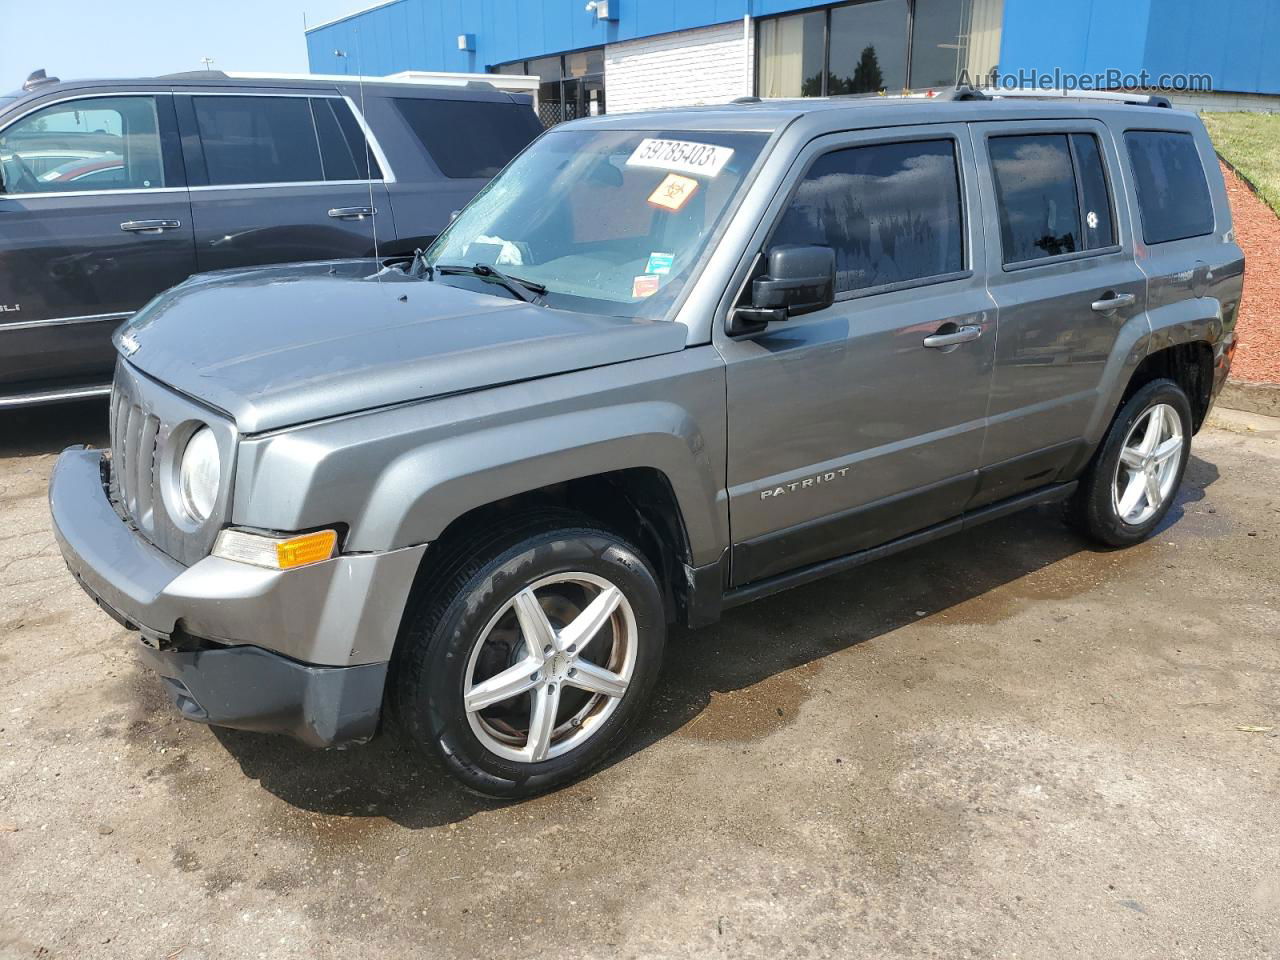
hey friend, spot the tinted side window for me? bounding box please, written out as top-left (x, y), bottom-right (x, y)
top-left (0, 95), bottom-right (166, 193)
top-left (193, 96), bottom-right (322, 186)
top-left (311, 98), bottom-right (381, 181)
top-left (1071, 133), bottom-right (1116, 250)
top-left (989, 134), bottom-right (1080, 264)
top-left (1125, 130), bottom-right (1215, 244)
top-left (772, 139), bottom-right (964, 294)
top-left (394, 98), bottom-right (543, 179)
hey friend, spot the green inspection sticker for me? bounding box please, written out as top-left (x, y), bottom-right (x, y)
top-left (646, 251), bottom-right (675, 275)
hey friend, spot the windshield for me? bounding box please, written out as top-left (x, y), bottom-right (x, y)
top-left (426, 128), bottom-right (768, 318)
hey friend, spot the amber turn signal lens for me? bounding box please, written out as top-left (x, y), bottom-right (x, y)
top-left (213, 528), bottom-right (339, 570)
top-left (275, 530), bottom-right (338, 570)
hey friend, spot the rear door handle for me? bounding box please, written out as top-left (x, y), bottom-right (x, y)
top-left (1091, 292), bottom-right (1136, 313)
top-left (923, 324), bottom-right (982, 349)
top-left (328, 206), bottom-right (376, 220)
top-left (120, 219), bottom-right (181, 234)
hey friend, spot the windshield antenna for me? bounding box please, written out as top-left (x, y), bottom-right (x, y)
top-left (337, 37), bottom-right (380, 276)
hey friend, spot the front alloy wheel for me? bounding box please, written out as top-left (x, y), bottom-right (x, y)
top-left (393, 519), bottom-right (666, 798)
top-left (463, 573), bottom-right (637, 763)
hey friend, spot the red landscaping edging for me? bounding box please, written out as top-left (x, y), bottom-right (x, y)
top-left (1217, 161), bottom-right (1280, 386)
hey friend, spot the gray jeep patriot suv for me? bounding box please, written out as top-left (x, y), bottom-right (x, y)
top-left (50, 90), bottom-right (1243, 798)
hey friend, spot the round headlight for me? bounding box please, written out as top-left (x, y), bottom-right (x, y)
top-left (179, 427), bottom-right (220, 523)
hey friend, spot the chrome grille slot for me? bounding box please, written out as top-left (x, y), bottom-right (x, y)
top-left (134, 413), bottom-right (161, 523)
top-left (109, 373), bottom-right (162, 530)
top-left (107, 360), bottom-right (235, 568)
top-left (122, 403), bottom-right (142, 516)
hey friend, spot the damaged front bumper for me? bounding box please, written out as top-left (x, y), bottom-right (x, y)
top-left (48, 446), bottom-right (425, 747)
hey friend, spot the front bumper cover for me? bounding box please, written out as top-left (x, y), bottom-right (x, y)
top-left (49, 446), bottom-right (427, 746)
top-left (137, 642), bottom-right (387, 747)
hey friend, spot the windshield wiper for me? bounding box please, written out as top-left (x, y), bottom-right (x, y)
top-left (407, 247), bottom-right (432, 279)
top-left (434, 262), bottom-right (547, 304)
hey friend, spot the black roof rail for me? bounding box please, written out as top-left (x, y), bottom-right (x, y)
top-left (731, 95), bottom-right (762, 104)
top-left (938, 84), bottom-right (991, 102)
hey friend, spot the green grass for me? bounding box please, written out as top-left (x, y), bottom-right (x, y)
top-left (1203, 111), bottom-right (1280, 216)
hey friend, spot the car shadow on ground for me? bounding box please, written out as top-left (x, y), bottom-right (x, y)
top-left (0, 398), bottom-right (109, 457)
top-left (211, 453), bottom-right (1219, 829)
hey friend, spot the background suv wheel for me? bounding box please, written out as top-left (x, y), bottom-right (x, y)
top-left (392, 516), bottom-right (666, 798)
top-left (1070, 378), bottom-right (1193, 547)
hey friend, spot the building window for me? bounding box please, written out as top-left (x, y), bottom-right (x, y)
top-left (755, 0), bottom-right (1004, 98)
top-left (491, 49), bottom-right (605, 127)
top-left (828, 0), bottom-right (909, 95)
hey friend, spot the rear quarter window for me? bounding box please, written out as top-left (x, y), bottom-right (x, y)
top-left (394, 97), bottom-right (543, 179)
top-left (1124, 130), bottom-right (1215, 244)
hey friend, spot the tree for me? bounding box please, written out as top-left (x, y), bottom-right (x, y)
top-left (849, 45), bottom-right (884, 94)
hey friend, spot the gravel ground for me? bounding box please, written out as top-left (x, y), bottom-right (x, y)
top-left (2, 401), bottom-right (1279, 960)
top-left (1221, 160), bottom-right (1280, 385)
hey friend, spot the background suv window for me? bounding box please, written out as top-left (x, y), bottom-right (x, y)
top-left (988, 132), bottom-right (1115, 265)
top-left (771, 138), bottom-right (964, 294)
top-left (0, 95), bottom-right (166, 194)
top-left (193, 95), bottom-right (324, 186)
top-left (1124, 130), bottom-right (1215, 244)
top-left (310, 97), bottom-right (381, 181)
top-left (394, 97), bottom-right (543, 179)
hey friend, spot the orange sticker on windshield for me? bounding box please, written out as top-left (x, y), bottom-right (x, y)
top-left (632, 274), bottom-right (660, 298)
top-left (647, 173), bottom-right (698, 212)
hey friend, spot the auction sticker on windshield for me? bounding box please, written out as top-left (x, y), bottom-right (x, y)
top-left (627, 138), bottom-right (735, 178)
top-left (648, 173), bottom-right (698, 212)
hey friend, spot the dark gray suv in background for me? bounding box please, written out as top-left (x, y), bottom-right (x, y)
top-left (0, 70), bottom-right (542, 407)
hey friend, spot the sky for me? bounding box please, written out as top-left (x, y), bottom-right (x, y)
top-left (0, 0), bottom-right (367, 91)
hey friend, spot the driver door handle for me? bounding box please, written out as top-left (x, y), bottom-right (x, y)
top-left (328, 206), bottom-right (376, 220)
top-left (923, 324), bottom-right (983, 349)
top-left (1091, 292), bottom-right (1136, 313)
top-left (120, 219), bottom-right (181, 234)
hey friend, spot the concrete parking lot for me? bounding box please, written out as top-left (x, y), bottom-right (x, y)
top-left (1, 400), bottom-right (1277, 960)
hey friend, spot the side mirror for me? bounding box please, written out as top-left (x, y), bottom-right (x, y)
top-left (728, 245), bottom-right (836, 337)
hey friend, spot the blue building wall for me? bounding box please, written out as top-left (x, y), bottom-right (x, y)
top-left (306, 0), bottom-right (756, 75)
top-left (999, 0), bottom-right (1280, 95)
top-left (307, 0), bottom-right (1280, 96)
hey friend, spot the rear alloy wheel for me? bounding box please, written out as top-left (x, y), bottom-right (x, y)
top-left (393, 521), bottom-right (665, 798)
top-left (1111, 402), bottom-right (1184, 526)
top-left (1070, 378), bottom-right (1192, 547)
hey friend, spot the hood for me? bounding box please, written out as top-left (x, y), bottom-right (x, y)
top-left (117, 260), bottom-right (688, 434)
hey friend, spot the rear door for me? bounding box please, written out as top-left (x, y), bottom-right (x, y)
top-left (174, 91), bottom-right (388, 272)
top-left (969, 119), bottom-right (1148, 506)
top-left (0, 92), bottom-right (193, 398)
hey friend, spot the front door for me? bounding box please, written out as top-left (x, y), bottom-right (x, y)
top-left (174, 92), bottom-right (387, 273)
top-left (0, 92), bottom-right (193, 396)
top-left (718, 125), bottom-right (995, 587)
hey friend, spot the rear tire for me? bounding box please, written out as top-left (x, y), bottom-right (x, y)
top-left (1069, 378), bottom-right (1192, 547)
top-left (391, 517), bottom-right (666, 799)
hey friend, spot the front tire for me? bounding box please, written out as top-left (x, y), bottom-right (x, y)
top-left (392, 519), bottom-right (666, 798)
top-left (1070, 378), bottom-right (1192, 547)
